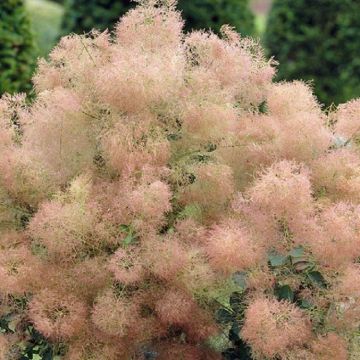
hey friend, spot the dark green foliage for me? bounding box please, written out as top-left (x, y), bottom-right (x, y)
top-left (265, 0), bottom-right (360, 106)
top-left (274, 284), bottom-right (294, 302)
top-left (62, 0), bottom-right (255, 36)
top-left (217, 290), bottom-right (253, 360)
top-left (216, 246), bottom-right (329, 359)
top-left (178, 0), bottom-right (255, 36)
top-left (0, 0), bottom-right (36, 95)
top-left (19, 326), bottom-right (66, 360)
top-left (61, 0), bottom-right (133, 35)
top-left (0, 296), bottom-right (65, 360)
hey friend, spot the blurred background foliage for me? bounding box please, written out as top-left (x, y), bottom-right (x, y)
top-left (26, 0), bottom-right (64, 57)
top-left (61, 0), bottom-right (133, 35)
top-left (172, 0), bottom-right (255, 35)
top-left (265, 0), bottom-right (360, 106)
top-left (1, 0), bottom-right (359, 106)
top-left (60, 0), bottom-right (255, 37)
top-left (0, 0), bottom-right (36, 95)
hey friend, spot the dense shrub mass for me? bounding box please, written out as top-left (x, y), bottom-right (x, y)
top-left (1, 0), bottom-right (360, 358)
top-left (265, 0), bottom-right (360, 106)
top-left (62, 0), bottom-right (255, 35)
top-left (0, 0), bottom-right (36, 95)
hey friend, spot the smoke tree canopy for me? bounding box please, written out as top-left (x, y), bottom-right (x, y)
top-left (0, 0), bottom-right (360, 359)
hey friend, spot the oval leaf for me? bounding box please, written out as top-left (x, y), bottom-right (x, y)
top-left (307, 271), bottom-right (326, 288)
top-left (274, 284), bottom-right (294, 302)
top-left (268, 252), bottom-right (288, 267)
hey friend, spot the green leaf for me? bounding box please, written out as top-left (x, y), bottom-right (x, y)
top-left (215, 308), bottom-right (234, 324)
top-left (223, 335), bottom-right (252, 360)
top-left (228, 322), bottom-right (240, 343)
top-left (122, 233), bottom-right (134, 246)
top-left (299, 299), bottom-right (313, 310)
top-left (119, 224), bottom-right (130, 232)
top-left (7, 320), bottom-right (16, 332)
top-left (229, 291), bottom-right (246, 314)
top-left (289, 246), bottom-right (304, 258)
top-left (307, 271), bottom-right (326, 288)
top-left (268, 252), bottom-right (288, 267)
top-left (274, 284), bottom-right (294, 302)
top-left (32, 355), bottom-right (42, 360)
top-left (119, 224), bottom-right (136, 246)
top-left (232, 272), bottom-right (247, 289)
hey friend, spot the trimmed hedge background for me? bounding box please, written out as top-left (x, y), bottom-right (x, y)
top-left (61, 0), bottom-right (133, 35)
top-left (179, 0), bottom-right (255, 35)
top-left (265, 0), bottom-right (360, 106)
top-left (62, 0), bottom-right (255, 36)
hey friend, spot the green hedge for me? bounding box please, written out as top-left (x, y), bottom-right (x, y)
top-left (179, 0), bottom-right (255, 35)
top-left (265, 0), bottom-right (360, 106)
top-left (0, 0), bottom-right (36, 95)
top-left (61, 0), bottom-right (133, 35)
top-left (62, 0), bottom-right (255, 36)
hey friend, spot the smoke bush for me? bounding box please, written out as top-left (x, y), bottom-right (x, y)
top-left (1, 0), bottom-right (360, 359)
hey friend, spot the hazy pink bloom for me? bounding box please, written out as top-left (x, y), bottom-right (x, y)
top-left (173, 218), bottom-right (207, 245)
top-left (309, 203), bottom-right (360, 269)
top-left (108, 247), bottom-right (143, 285)
top-left (206, 220), bottom-right (266, 274)
top-left (29, 290), bottom-right (87, 339)
top-left (239, 160), bottom-right (315, 249)
top-left (246, 267), bottom-right (276, 293)
top-left (180, 163), bottom-right (234, 221)
top-left (28, 198), bottom-right (98, 261)
top-left (21, 89), bottom-right (96, 186)
top-left (0, 335), bottom-right (11, 359)
top-left (145, 236), bottom-right (189, 280)
top-left (182, 103), bottom-right (238, 142)
top-left (328, 265), bottom-right (360, 330)
top-left (102, 116), bottom-right (170, 177)
top-left (156, 342), bottom-right (221, 360)
top-left (0, 247), bottom-right (40, 294)
top-left (71, 258), bottom-right (111, 301)
top-left (241, 298), bottom-right (311, 358)
top-left (65, 337), bottom-right (124, 360)
top-left (128, 180), bottom-right (172, 232)
top-left (335, 98), bottom-right (360, 140)
top-left (266, 82), bottom-right (332, 161)
top-left (311, 333), bottom-right (348, 360)
top-left (155, 289), bottom-right (195, 325)
top-left (0, 0), bottom-right (358, 357)
top-left (311, 148), bottom-right (360, 202)
top-left (0, 147), bottom-right (55, 207)
top-left (91, 291), bottom-right (136, 337)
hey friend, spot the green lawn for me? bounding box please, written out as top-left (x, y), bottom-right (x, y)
top-left (25, 0), bottom-right (64, 58)
top-left (255, 13), bottom-right (267, 36)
